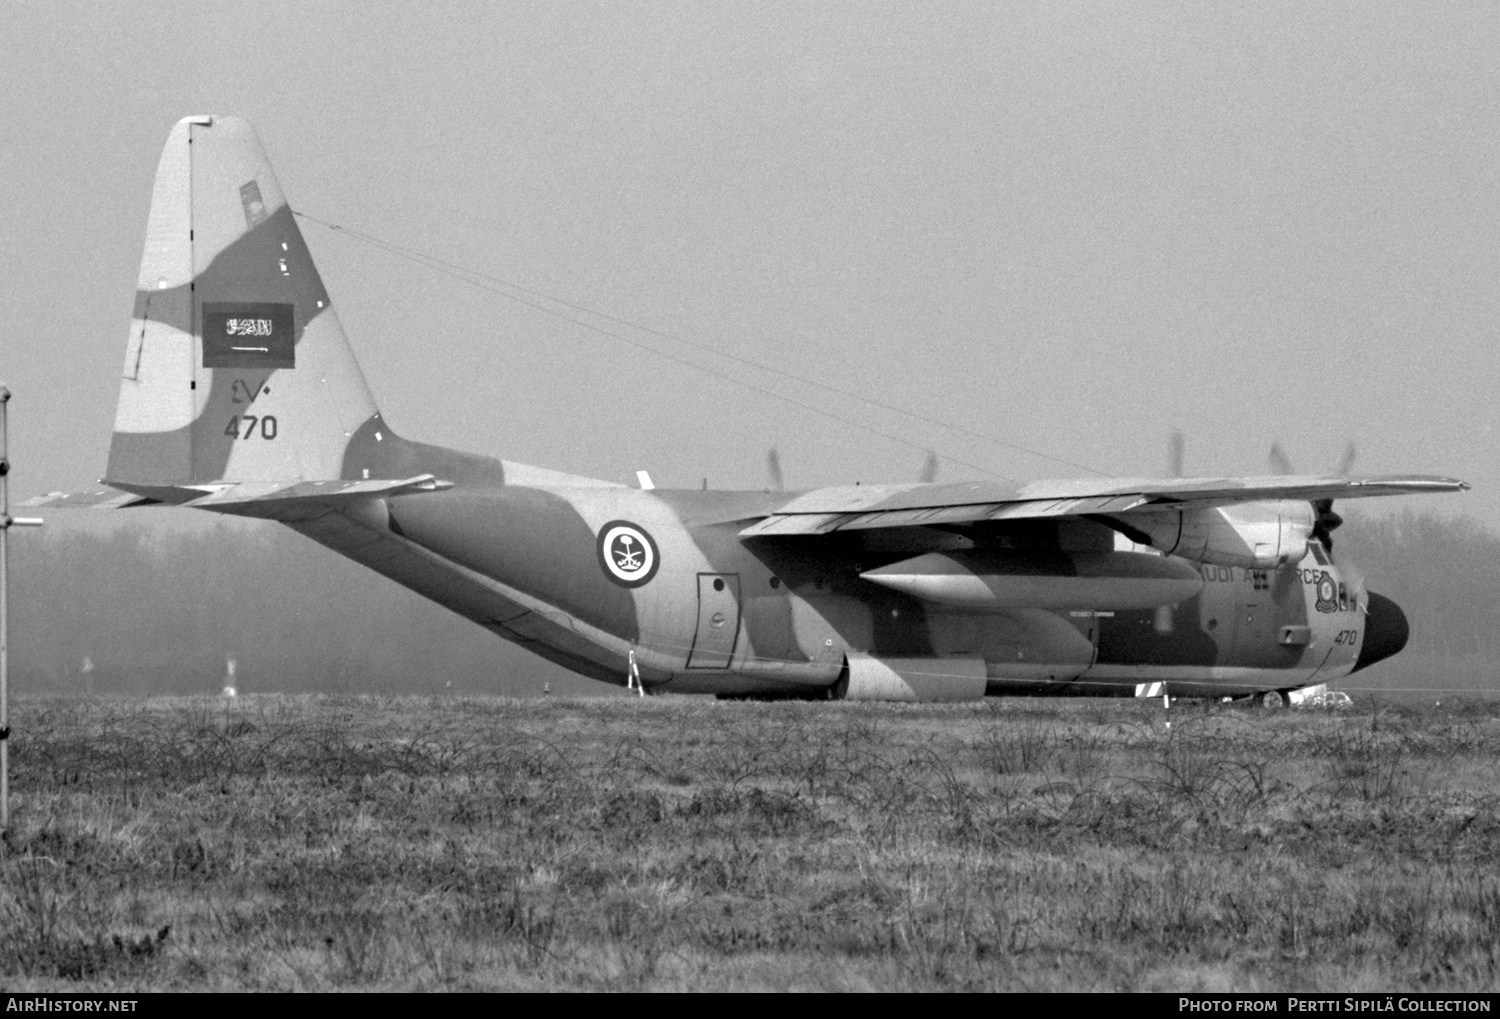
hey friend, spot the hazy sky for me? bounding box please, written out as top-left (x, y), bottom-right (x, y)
top-left (4, 2), bottom-right (1496, 531)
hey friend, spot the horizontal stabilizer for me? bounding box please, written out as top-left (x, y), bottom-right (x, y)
top-left (96, 474), bottom-right (452, 519)
top-left (27, 475), bottom-right (452, 519)
top-left (24, 486), bottom-right (160, 510)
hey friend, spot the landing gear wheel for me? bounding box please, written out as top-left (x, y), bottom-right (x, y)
top-left (1261, 690), bottom-right (1286, 710)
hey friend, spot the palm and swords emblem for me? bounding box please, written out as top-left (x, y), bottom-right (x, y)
top-left (597, 521), bottom-right (660, 587)
top-left (611, 533), bottom-right (644, 572)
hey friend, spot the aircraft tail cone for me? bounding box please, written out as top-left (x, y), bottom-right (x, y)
top-left (1351, 591), bottom-right (1409, 673)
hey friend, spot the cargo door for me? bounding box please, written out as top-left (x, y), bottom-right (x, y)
top-left (1231, 568), bottom-right (1281, 664)
top-left (686, 573), bottom-right (741, 669)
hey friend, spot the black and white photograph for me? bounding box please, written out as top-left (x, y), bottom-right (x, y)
top-left (1, 1), bottom-right (1497, 995)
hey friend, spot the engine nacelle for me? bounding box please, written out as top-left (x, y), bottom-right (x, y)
top-left (1117, 501), bottom-right (1313, 569)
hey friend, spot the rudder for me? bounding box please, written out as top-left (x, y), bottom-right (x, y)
top-left (107, 116), bottom-right (380, 486)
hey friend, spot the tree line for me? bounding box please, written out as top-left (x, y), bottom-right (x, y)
top-left (1339, 508), bottom-right (1500, 663)
top-left (8, 514), bottom-right (598, 697)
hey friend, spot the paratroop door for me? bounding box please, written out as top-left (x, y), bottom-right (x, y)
top-left (686, 573), bottom-right (740, 669)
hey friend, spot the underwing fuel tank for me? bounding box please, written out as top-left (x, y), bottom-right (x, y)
top-left (860, 549), bottom-right (1203, 611)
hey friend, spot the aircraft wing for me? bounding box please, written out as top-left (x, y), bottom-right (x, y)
top-left (738, 474), bottom-right (1469, 537)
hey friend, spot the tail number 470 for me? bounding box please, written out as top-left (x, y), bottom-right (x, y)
top-left (223, 415), bottom-right (278, 440)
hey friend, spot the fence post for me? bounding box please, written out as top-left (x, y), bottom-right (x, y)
top-left (1, 386), bottom-right (45, 839)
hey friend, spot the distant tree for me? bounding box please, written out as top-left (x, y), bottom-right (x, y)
top-left (1340, 509), bottom-right (1500, 661)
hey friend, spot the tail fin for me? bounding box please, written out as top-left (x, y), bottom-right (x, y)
top-left (107, 116), bottom-right (381, 486)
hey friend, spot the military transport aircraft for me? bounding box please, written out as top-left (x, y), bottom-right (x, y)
top-left (31, 116), bottom-right (1469, 704)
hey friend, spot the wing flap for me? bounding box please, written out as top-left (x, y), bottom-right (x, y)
top-left (838, 504), bottom-right (1006, 529)
top-left (739, 512), bottom-right (858, 537)
top-left (741, 495), bottom-right (1150, 536)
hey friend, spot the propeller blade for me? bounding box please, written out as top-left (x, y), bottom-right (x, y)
top-left (1267, 441), bottom-right (1294, 476)
top-left (1318, 442), bottom-right (1356, 552)
top-left (1336, 441), bottom-right (1357, 477)
top-left (766, 446), bottom-right (784, 492)
top-left (1340, 553), bottom-right (1366, 602)
top-left (919, 450), bottom-right (939, 484)
top-left (1311, 497), bottom-right (1344, 553)
top-left (1169, 429), bottom-right (1185, 478)
top-left (1259, 439), bottom-right (1356, 553)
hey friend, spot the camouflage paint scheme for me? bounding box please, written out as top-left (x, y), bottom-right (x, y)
top-left (33, 117), bottom-right (1469, 700)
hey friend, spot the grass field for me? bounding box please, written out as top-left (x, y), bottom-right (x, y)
top-left (3, 692), bottom-right (1500, 991)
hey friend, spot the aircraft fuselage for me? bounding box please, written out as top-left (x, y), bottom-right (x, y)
top-left (295, 475), bottom-right (1378, 699)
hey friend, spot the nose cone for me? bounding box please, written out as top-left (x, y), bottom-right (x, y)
top-left (1352, 591), bottom-right (1409, 672)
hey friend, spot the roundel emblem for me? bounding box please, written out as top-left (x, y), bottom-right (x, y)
top-left (597, 520), bottom-right (660, 588)
top-left (1314, 571), bottom-right (1339, 613)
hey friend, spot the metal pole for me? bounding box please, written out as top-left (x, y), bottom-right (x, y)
top-left (1, 385), bottom-right (44, 839)
top-left (2, 383), bottom-right (11, 837)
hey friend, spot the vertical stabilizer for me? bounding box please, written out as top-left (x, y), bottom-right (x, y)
top-left (107, 116), bottom-right (380, 485)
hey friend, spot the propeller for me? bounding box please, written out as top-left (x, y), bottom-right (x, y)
top-left (1334, 440), bottom-right (1358, 477)
top-left (919, 450), bottom-right (939, 484)
top-left (1267, 442), bottom-right (1294, 477)
top-left (766, 446), bottom-right (784, 492)
top-left (768, 446), bottom-right (940, 490)
top-left (1265, 441), bottom-right (1358, 554)
top-left (1155, 429), bottom-right (1187, 635)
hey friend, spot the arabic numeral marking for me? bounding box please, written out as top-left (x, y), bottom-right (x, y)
top-left (222, 415), bottom-right (278, 440)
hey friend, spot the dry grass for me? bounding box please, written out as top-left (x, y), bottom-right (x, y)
top-left (3, 693), bottom-right (1500, 990)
